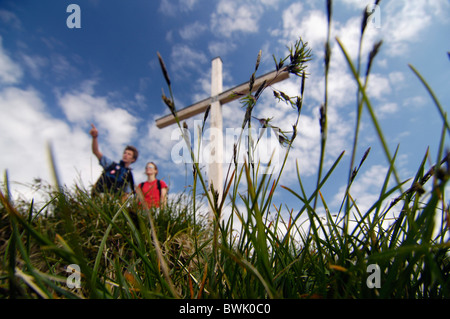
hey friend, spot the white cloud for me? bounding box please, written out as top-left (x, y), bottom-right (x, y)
top-left (0, 87), bottom-right (97, 196)
top-left (338, 0), bottom-right (371, 10)
top-left (170, 44), bottom-right (208, 75)
top-left (211, 0), bottom-right (263, 38)
top-left (57, 85), bottom-right (139, 157)
top-left (179, 21), bottom-right (208, 41)
top-left (0, 9), bottom-right (22, 30)
top-left (208, 41), bottom-right (237, 58)
top-left (366, 73), bottom-right (391, 100)
top-left (322, 66), bottom-right (357, 108)
top-left (382, 0), bottom-right (450, 55)
top-left (50, 54), bottom-right (79, 81)
top-left (333, 164), bottom-right (391, 213)
top-left (267, 1), bottom-right (439, 192)
top-left (0, 36), bottom-right (23, 85)
top-left (20, 53), bottom-right (48, 80)
top-left (377, 102), bottom-right (398, 117)
top-left (159, 0), bottom-right (199, 16)
top-left (179, 0), bottom-right (198, 11)
top-left (403, 95), bottom-right (427, 109)
top-left (274, 0), bottom-right (449, 69)
top-left (388, 71), bottom-right (405, 86)
top-left (276, 4), bottom-right (328, 52)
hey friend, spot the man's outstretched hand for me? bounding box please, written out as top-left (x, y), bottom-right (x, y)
top-left (90, 124), bottom-right (99, 138)
top-left (90, 124), bottom-right (102, 160)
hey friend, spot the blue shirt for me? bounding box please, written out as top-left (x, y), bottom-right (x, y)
top-left (99, 155), bottom-right (133, 193)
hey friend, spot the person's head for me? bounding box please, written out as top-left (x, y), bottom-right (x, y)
top-left (122, 145), bottom-right (139, 164)
top-left (145, 162), bottom-right (158, 177)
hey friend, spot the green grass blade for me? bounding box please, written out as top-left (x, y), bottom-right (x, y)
top-left (408, 64), bottom-right (450, 135)
top-left (336, 37), bottom-right (402, 189)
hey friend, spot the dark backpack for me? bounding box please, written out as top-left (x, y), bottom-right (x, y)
top-left (139, 180), bottom-right (162, 199)
top-left (93, 161), bottom-right (135, 195)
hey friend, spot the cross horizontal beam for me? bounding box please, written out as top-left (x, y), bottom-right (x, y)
top-left (155, 69), bottom-right (289, 129)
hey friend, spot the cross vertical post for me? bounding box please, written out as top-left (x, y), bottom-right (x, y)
top-left (209, 57), bottom-right (224, 214)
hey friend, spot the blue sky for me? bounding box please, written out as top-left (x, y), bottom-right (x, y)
top-left (0, 0), bottom-right (449, 221)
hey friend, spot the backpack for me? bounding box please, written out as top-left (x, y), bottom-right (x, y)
top-left (93, 161), bottom-right (135, 195)
top-left (139, 180), bottom-right (162, 199)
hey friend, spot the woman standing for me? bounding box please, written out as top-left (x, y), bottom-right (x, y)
top-left (138, 162), bottom-right (168, 208)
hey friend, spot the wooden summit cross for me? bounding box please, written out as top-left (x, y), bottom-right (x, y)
top-left (156, 57), bottom-right (289, 215)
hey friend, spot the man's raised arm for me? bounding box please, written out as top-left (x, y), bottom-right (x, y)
top-left (89, 124), bottom-right (103, 161)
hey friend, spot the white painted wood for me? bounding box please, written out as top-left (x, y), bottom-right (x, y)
top-left (155, 68), bottom-right (289, 128)
top-left (155, 58), bottom-right (289, 219)
top-left (209, 57), bottom-right (224, 209)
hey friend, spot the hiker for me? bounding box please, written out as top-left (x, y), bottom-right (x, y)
top-left (89, 123), bottom-right (138, 197)
top-left (137, 162), bottom-right (168, 209)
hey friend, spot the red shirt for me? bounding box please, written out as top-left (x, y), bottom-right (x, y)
top-left (139, 180), bottom-right (168, 208)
